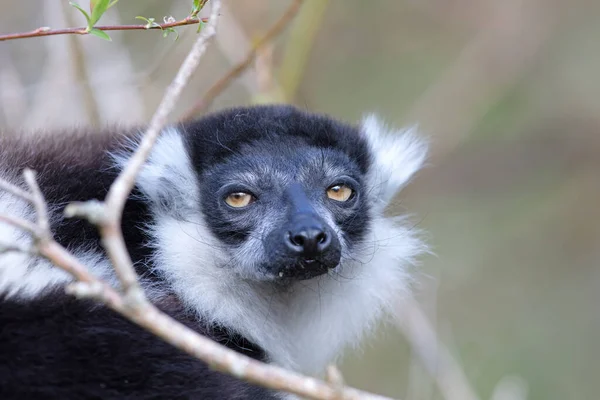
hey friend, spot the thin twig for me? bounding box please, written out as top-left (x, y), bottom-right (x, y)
top-left (0, 214), bottom-right (39, 235)
top-left (278, 0), bottom-right (330, 101)
top-left (182, 0), bottom-right (304, 120)
top-left (63, 1), bottom-right (101, 127)
top-left (0, 241), bottom-right (37, 255)
top-left (23, 169), bottom-right (50, 238)
top-left (0, 17), bottom-right (209, 42)
top-left (395, 297), bottom-right (480, 400)
top-left (0, 179), bottom-right (34, 204)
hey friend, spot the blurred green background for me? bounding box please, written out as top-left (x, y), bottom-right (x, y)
top-left (1, 1), bottom-right (598, 399)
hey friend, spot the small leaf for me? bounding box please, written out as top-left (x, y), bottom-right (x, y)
top-left (88, 28), bottom-right (112, 41)
top-left (191, 0), bottom-right (206, 17)
top-left (191, 0), bottom-right (201, 14)
top-left (196, 20), bottom-right (206, 33)
top-left (135, 16), bottom-right (157, 29)
top-left (70, 2), bottom-right (91, 26)
top-left (89, 0), bottom-right (111, 26)
top-left (163, 27), bottom-right (179, 41)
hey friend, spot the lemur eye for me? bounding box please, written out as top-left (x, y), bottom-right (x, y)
top-left (326, 184), bottom-right (354, 202)
top-left (225, 192), bottom-right (255, 208)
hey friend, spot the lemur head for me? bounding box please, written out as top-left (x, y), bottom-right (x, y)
top-left (190, 109), bottom-right (372, 282)
top-left (119, 104), bottom-right (428, 371)
top-left (131, 105), bottom-right (426, 285)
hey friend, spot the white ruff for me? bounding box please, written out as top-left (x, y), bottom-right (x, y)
top-left (0, 182), bottom-right (113, 299)
top-left (152, 212), bottom-right (422, 373)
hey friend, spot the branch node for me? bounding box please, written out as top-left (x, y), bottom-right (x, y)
top-left (229, 358), bottom-right (250, 379)
top-left (64, 200), bottom-right (106, 224)
top-left (123, 286), bottom-right (149, 310)
top-left (325, 364), bottom-right (345, 387)
top-left (65, 281), bottom-right (105, 300)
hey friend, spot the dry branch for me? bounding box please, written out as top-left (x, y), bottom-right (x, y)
top-left (395, 297), bottom-right (480, 400)
top-left (182, 0), bottom-right (304, 119)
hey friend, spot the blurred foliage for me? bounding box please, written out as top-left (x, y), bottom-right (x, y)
top-left (0, 0), bottom-right (599, 399)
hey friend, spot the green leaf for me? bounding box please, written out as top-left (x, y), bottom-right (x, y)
top-left (163, 27), bottom-right (179, 41)
top-left (191, 0), bottom-right (203, 17)
top-left (88, 0), bottom-right (118, 27)
top-left (89, 0), bottom-right (111, 26)
top-left (135, 16), bottom-right (157, 29)
top-left (70, 2), bottom-right (91, 26)
top-left (192, 0), bottom-right (201, 12)
top-left (88, 28), bottom-right (112, 41)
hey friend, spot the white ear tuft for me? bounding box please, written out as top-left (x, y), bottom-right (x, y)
top-left (360, 114), bottom-right (429, 211)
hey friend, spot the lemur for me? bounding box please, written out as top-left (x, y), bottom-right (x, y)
top-left (0, 104), bottom-right (428, 399)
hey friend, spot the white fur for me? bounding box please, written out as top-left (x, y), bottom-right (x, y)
top-left (128, 122), bottom-right (428, 374)
top-left (151, 210), bottom-right (422, 374)
top-left (360, 114), bottom-right (428, 211)
top-left (0, 185), bottom-right (113, 299)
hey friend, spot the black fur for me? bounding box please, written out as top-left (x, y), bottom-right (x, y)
top-left (0, 128), bottom-right (153, 274)
top-left (0, 292), bottom-right (273, 399)
top-left (182, 105), bottom-right (371, 175)
top-left (0, 104), bottom-right (375, 399)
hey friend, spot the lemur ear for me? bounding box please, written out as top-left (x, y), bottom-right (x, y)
top-left (360, 114), bottom-right (429, 212)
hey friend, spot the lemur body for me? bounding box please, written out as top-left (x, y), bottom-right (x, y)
top-left (0, 105), bottom-right (427, 399)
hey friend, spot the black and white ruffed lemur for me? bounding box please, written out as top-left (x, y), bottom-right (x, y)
top-left (0, 104), bottom-right (428, 399)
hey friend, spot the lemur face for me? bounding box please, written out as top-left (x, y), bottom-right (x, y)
top-left (124, 105), bottom-right (429, 287)
top-left (0, 104), bottom-right (429, 381)
top-left (200, 138), bottom-right (370, 282)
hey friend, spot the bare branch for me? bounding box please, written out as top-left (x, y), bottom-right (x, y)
top-left (278, 0), bottom-right (330, 101)
top-left (0, 179), bottom-right (34, 204)
top-left (395, 297), bottom-right (480, 400)
top-left (182, 0), bottom-right (305, 119)
top-left (0, 214), bottom-right (39, 235)
top-left (0, 241), bottom-right (37, 255)
top-left (0, 17), bottom-right (209, 42)
top-left (23, 169), bottom-right (51, 237)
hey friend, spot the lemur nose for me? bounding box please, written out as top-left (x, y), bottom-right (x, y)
top-left (287, 226), bottom-right (331, 257)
